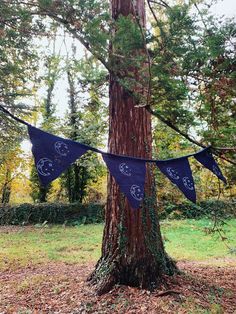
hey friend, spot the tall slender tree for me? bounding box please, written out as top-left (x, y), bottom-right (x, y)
top-left (62, 53), bottom-right (107, 203)
top-left (30, 44), bottom-right (61, 203)
top-left (1, 168), bottom-right (12, 204)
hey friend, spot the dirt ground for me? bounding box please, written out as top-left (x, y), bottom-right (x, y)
top-left (0, 260), bottom-right (235, 314)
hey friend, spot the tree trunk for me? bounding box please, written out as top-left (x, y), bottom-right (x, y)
top-left (65, 69), bottom-right (87, 203)
top-left (88, 0), bottom-right (177, 295)
top-left (38, 186), bottom-right (48, 203)
top-left (1, 168), bottom-right (11, 204)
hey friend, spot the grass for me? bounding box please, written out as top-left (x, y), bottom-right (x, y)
top-left (0, 219), bottom-right (235, 270)
top-left (161, 219), bottom-right (236, 262)
top-left (0, 224), bottom-right (103, 269)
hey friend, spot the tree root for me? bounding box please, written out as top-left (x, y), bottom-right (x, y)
top-left (156, 290), bottom-right (181, 297)
top-left (87, 253), bottom-right (179, 295)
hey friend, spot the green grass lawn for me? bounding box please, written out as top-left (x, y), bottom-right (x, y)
top-left (0, 224), bottom-right (103, 269)
top-left (0, 219), bottom-right (235, 270)
top-left (161, 219), bottom-right (236, 262)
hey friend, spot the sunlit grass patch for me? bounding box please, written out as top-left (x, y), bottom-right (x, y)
top-left (161, 219), bottom-right (236, 262)
top-left (0, 224), bottom-right (103, 269)
top-left (0, 220), bottom-right (235, 270)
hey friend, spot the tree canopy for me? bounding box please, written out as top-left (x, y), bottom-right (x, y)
top-left (0, 0), bottom-right (236, 203)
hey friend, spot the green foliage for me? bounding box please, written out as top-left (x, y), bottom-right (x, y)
top-left (149, 2), bottom-right (236, 165)
top-left (112, 15), bottom-right (144, 54)
top-left (0, 1), bottom-right (40, 105)
top-left (36, 0), bottom-right (110, 62)
top-left (0, 202), bottom-right (104, 225)
top-left (60, 55), bottom-right (107, 203)
top-left (159, 199), bottom-right (236, 220)
top-left (75, 57), bottom-right (108, 89)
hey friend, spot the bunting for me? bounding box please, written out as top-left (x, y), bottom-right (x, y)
top-left (28, 125), bottom-right (89, 186)
top-left (0, 104), bottom-right (215, 208)
top-left (156, 157), bottom-right (196, 203)
top-left (27, 125), bottom-right (227, 206)
top-left (102, 154), bottom-right (146, 209)
top-left (194, 147), bottom-right (227, 184)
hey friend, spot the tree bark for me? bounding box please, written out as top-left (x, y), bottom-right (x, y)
top-left (88, 0), bottom-right (177, 295)
top-left (1, 168), bottom-right (11, 204)
top-left (65, 69), bottom-right (88, 203)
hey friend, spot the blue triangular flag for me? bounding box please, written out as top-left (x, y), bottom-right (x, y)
top-left (28, 125), bottom-right (89, 186)
top-left (156, 157), bottom-right (196, 203)
top-left (102, 154), bottom-right (146, 209)
top-left (194, 147), bottom-right (226, 184)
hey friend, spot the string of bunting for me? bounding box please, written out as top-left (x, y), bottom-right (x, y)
top-left (0, 106), bottom-right (227, 209)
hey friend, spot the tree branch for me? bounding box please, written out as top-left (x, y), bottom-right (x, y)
top-left (149, 0), bottom-right (170, 9)
top-left (131, 0), bottom-right (152, 107)
top-left (146, 105), bottom-right (205, 147)
top-left (146, 105), bottom-right (236, 166)
top-left (30, 7), bottom-right (110, 72)
top-left (147, 0), bottom-right (159, 25)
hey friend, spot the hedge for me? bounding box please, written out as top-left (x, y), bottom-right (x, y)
top-left (0, 202), bottom-right (104, 226)
top-left (0, 199), bottom-right (235, 226)
top-left (159, 199), bottom-right (236, 220)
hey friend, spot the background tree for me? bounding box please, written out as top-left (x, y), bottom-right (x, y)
top-left (61, 52), bottom-right (107, 203)
top-left (0, 147), bottom-right (26, 204)
top-left (146, 1), bottom-right (236, 161)
top-left (0, 0), bottom-right (41, 204)
top-left (30, 41), bottom-right (61, 203)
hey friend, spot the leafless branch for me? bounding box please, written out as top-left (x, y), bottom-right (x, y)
top-left (146, 0), bottom-right (159, 25)
top-left (149, 0), bottom-right (170, 9)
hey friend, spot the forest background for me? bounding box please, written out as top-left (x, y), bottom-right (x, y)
top-left (0, 0), bottom-right (235, 220)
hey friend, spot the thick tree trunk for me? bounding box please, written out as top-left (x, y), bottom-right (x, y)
top-left (88, 0), bottom-right (176, 295)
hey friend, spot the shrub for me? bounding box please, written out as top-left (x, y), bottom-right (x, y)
top-left (159, 199), bottom-right (236, 220)
top-left (0, 202), bottom-right (105, 225)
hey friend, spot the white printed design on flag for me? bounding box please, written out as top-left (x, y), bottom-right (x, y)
top-left (130, 185), bottom-right (143, 201)
top-left (119, 163), bottom-right (132, 176)
top-left (212, 165), bottom-right (221, 177)
top-left (54, 141), bottom-right (70, 156)
top-left (166, 167), bottom-right (180, 180)
top-left (37, 158), bottom-right (54, 176)
top-left (182, 177), bottom-right (194, 190)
